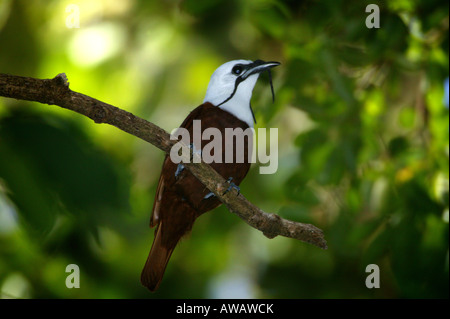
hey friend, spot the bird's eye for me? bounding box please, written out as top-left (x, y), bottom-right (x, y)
top-left (231, 65), bottom-right (243, 75)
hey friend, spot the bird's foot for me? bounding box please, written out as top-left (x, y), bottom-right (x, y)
top-left (203, 192), bottom-right (215, 199)
top-left (189, 142), bottom-right (202, 160)
top-left (222, 177), bottom-right (240, 196)
top-left (175, 163), bottom-right (185, 178)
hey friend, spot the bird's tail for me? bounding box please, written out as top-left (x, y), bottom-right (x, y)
top-left (140, 225), bottom-right (176, 292)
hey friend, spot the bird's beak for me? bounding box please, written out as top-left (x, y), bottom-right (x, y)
top-left (241, 60), bottom-right (281, 80)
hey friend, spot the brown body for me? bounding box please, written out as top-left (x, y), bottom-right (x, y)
top-left (141, 102), bottom-right (251, 291)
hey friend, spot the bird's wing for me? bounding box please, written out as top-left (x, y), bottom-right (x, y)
top-left (149, 103), bottom-right (215, 228)
top-left (150, 158), bottom-right (166, 227)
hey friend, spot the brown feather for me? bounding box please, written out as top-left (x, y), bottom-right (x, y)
top-left (141, 102), bottom-right (252, 291)
top-left (140, 224), bottom-right (172, 291)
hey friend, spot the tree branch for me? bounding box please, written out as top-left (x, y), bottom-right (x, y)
top-left (0, 73), bottom-right (327, 249)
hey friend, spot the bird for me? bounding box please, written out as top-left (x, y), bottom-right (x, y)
top-left (140, 59), bottom-right (280, 291)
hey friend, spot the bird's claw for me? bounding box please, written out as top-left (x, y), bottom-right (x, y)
top-left (189, 143), bottom-right (202, 160)
top-left (203, 192), bottom-right (215, 199)
top-left (222, 177), bottom-right (240, 196)
top-left (175, 163), bottom-right (185, 178)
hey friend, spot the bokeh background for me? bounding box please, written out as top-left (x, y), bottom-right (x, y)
top-left (0, 0), bottom-right (448, 299)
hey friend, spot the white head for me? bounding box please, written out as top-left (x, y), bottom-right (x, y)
top-left (203, 59), bottom-right (280, 127)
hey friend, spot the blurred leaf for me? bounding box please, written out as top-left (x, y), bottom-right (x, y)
top-left (0, 110), bottom-right (130, 235)
top-left (388, 136), bottom-right (410, 158)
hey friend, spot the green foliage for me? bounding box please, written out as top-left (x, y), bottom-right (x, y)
top-left (0, 0), bottom-right (448, 298)
top-left (0, 112), bottom-right (130, 234)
